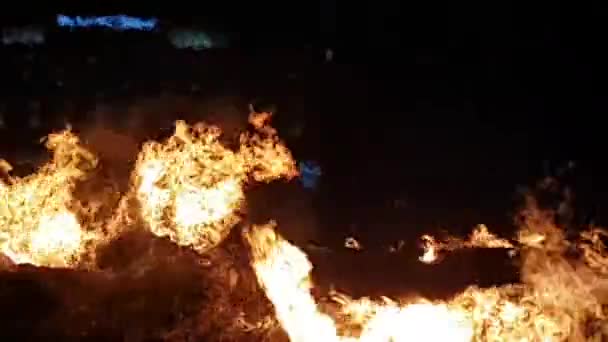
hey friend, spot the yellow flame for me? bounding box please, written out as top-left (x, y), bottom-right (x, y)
top-left (134, 115), bottom-right (296, 253)
top-left (0, 129), bottom-right (102, 267)
top-left (0, 113), bottom-right (296, 265)
top-left (245, 223), bottom-right (474, 341)
top-left (419, 224), bottom-right (514, 263)
top-left (419, 235), bottom-right (439, 264)
top-left (246, 218), bottom-right (608, 341)
top-left (345, 237), bottom-right (362, 251)
top-left (2, 111), bottom-right (607, 342)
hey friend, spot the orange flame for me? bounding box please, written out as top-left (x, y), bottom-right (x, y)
top-left (2, 111), bottom-right (607, 341)
top-left (134, 114), bottom-right (296, 253)
top-left (0, 129), bottom-right (103, 267)
top-left (419, 224), bottom-right (514, 264)
top-left (246, 216), bottom-right (608, 341)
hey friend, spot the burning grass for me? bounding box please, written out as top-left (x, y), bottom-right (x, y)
top-left (1, 108), bottom-right (608, 341)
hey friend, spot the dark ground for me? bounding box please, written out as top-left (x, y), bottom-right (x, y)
top-left (1, 7), bottom-right (608, 340)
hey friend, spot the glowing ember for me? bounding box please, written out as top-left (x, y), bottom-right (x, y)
top-left (419, 235), bottom-right (440, 264)
top-left (344, 237), bottom-right (362, 250)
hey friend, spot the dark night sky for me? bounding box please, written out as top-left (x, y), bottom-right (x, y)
top-left (2, 2), bottom-right (323, 43)
top-left (2, 3), bottom-right (606, 160)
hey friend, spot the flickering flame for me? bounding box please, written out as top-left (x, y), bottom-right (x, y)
top-left (0, 129), bottom-right (103, 267)
top-left (2, 108), bottom-right (608, 341)
top-left (134, 113), bottom-right (296, 253)
top-left (246, 213), bottom-right (608, 341)
top-left (244, 222), bottom-right (344, 342)
top-left (0, 112), bottom-right (296, 266)
top-left (245, 223), bottom-right (473, 342)
top-left (345, 237), bottom-right (362, 250)
top-left (419, 224), bottom-right (514, 264)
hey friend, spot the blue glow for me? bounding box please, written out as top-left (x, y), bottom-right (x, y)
top-left (299, 161), bottom-right (322, 189)
top-left (57, 14), bottom-right (158, 31)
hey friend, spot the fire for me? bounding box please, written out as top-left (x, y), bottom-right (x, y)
top-left (245, 223), bottom-right (474, 342)
top-left (244, 222), bottom-right (343, 342)
top-left (345, 237), bottom-right (362, 250)
top-left (2, 108), bottom-right (608, 341)
top-left (419, 235), bottom-right (440, 264)
top-left (0, 129), bottom-right (102, 267)
top-left (134, 113), bottom-right (297, 253)
top-left (0, 111), bottom-right (296, 265)
top-left (245, 214), bottom-right (608, 341)
top-left (420, 224), bottom-right (514, 263)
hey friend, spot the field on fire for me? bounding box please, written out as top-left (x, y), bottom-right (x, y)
top-left (1, 35), bottom-right (608, 341)
top-left (2, 106), bottom-right (608, 341)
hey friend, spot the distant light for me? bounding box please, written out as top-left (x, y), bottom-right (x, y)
top-left (299, 161), bottom-right (322, 189)
top-left (168, 29), bottom-right (218, 50)
top-left (2, 27), bottom-right (44, 46)
top-left (56, 14), bottom-right (158, 31)
top-left (325, 48), bottom-right (333, 62)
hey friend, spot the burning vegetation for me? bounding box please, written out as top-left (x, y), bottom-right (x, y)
top-left (1, 109), bottom-right (608, 341)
